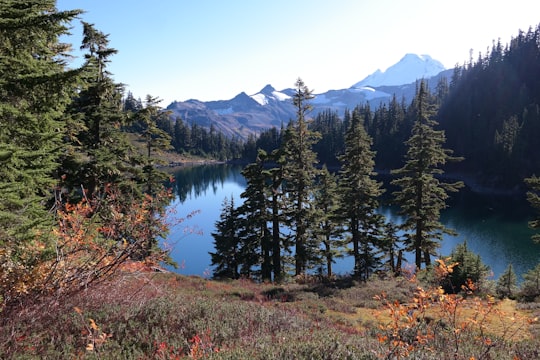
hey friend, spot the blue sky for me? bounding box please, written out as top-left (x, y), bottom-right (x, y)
top-left (56, 0), bottom-right (540, 105)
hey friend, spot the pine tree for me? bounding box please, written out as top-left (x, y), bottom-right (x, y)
top-left (63, 22), bottom-right (136, 200)
top-left (239, 151), bottom-right (272, 280)
top-left (520, 263), bottom-right (540, 302)
top-left (338, 107), bottom-right (385, 280)
top-left (210, 196), bottom-right (241, 279)
top-left (123, 91), bottom-right (143, 113)
top-left (442, 241), bottom-right (489, 294)
top-left (525, 175), bottom-right (540, 244)
top-left (281, 78), bottom-right (321, 275)
top-left (380, 221), bottom-right (403, 276)
top-left (268, 148), bottom-right (286, 281)
top-left (0, 1), bottom-right (80, 244)
top-left (136, 95), bottom-right (173, 195)
top-left (391, 81), bottom-right (464, 269)
top-left (496, 263), bottom-right (518, 299)
top-left (312, 165), bottom-right (346, 277)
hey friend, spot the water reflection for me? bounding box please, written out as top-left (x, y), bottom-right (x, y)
top-left (164, 164), bottom-right (540, 279)
top-left (167, 164), bottom-right (246, 202)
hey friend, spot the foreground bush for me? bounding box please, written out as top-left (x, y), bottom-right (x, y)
top-left (0, 185), bottom-right (176, 310)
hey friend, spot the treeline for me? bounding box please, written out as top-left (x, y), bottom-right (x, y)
top-left (124, 92), bottom-right (245, 161)
top-left (211, 76), bottom-right (540, 290)
top-left (243, 24), bottom-right (540, 190)
top-left (439, 25), bottom-right (540, 186)
top-left (210, 79), bottom-right (467, 283)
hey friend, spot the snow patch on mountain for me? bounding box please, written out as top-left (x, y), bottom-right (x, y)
top-left (251, 93), bottom-right (268, 106)
top-left (271, 90), bottom-right (290, 101)
top-left (350, 86), bottom-right (391, 100)
top-left (352, 53), bottom-right (445, 88)
top-left (250, 84), bottom-right (291, 105)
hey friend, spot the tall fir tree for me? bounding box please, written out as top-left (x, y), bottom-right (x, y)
top-left (239, 150), bottom-right (272, 280)
top-left (520, 263), bottom-right (540, 301)
top-left (0, 1), bottom-right (80, 246)
top-left (210, 196), bottom-right (242, 279)
top-left (281, 78), bottom-right (321, 275)
top-left (391, 81), bottom-right (464, 269)
top-left (63, 22), bottom-right (136, 200)
top-left (496, 263), bottom-right (518, 299)
top-left (312, 165), bottom-right (346, 277)
top-left (525, 175), bottom-right (540, 244)
top-left (268, 146), bottom-right (286, 280)
top-left (338, 107), bottom-right (385, 280)
top-left (136, 95), bottom-right (173, 195)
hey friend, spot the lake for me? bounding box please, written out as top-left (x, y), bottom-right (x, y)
top-left (163, 164), bottom-right (540, 280)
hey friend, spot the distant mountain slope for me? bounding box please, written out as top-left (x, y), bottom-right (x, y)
top-left (166, 54), bottom-right (450, 138)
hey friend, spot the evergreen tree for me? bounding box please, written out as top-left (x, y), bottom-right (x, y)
top-left (391, 81), bottom-right (464, 269)
top-left (312, 166), bottom-right (346, 277)
top-left (368, 96), bottom-right (409, 171)
top-left (239, 151), bottom-right (272, 280)
top-left (496, 263), bottom-right (518, 299)
top-left (338, 108), bottom-right (385, 280)
top-left (63, 22), bottom-right (136, 200)
top-left (136, 95), bottom-right (173, 195)
top-left (0, 1), bottom-right (80, 245)
top-left (123, 91), bottom-right (143, 113)
top-left (441, 241), bottom-right (489, 294)
top-left (210, 196), bottom-right (241, 279)
top-left (268, 147), bottom-right (286, 280)
top-left (520, 263), bottom-right (540, 302)
top-left (525, 175), bottom-right (540, 244)
top-left (380, 221), bottom-right (403, 276)
top-left (281, 78), bottom-right (321, 275)
top-left (310, 110), bottom-right (345, 166)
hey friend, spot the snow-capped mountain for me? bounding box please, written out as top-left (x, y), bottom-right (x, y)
top-left (352, 53), bottom-right (445, 88)
top-left (166, 54), bottom-right (450, 138)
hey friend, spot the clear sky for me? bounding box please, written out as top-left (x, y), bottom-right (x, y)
top-left (56, 0), bottom-right (540, 105)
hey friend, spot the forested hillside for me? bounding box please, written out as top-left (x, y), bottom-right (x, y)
top-left (244, 24), bottom-right (540, 191)
top-left (209, 24), bottom-right (540, 283)
top-left (440, 27), bottom-right (540, 187)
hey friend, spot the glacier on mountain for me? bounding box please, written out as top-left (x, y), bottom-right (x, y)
top-left (352, 53), bottom-right (445, 88)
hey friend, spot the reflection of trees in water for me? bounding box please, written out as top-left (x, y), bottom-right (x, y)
top-left (167, 164), bottom-right (246, 203)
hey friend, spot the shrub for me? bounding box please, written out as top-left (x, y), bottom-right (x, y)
top-left (437, 242), bottom-right (490, 294)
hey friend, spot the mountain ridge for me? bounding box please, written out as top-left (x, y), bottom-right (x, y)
top-left (166, 53), bottom-right (450, 138)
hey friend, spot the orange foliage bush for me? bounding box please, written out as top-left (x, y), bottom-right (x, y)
top-left (43, 185), bottom-right (173, 294)
top-left (1, 184), bottom-right (176, 308)
top-left (375, 258), bottom-right (534, 359)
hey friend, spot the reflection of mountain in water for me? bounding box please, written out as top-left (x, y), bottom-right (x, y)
top-left (167, 164), bottom-right (246, 203)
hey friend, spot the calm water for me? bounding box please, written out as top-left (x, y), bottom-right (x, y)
top-left (163, 164), bottom-right (540, 280)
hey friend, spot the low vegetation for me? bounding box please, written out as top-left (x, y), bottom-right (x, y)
top-left (1, 261), bottom-right (539, 359)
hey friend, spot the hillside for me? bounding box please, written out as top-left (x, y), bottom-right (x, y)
top-left (2, 268), bottom-right (538, 359)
